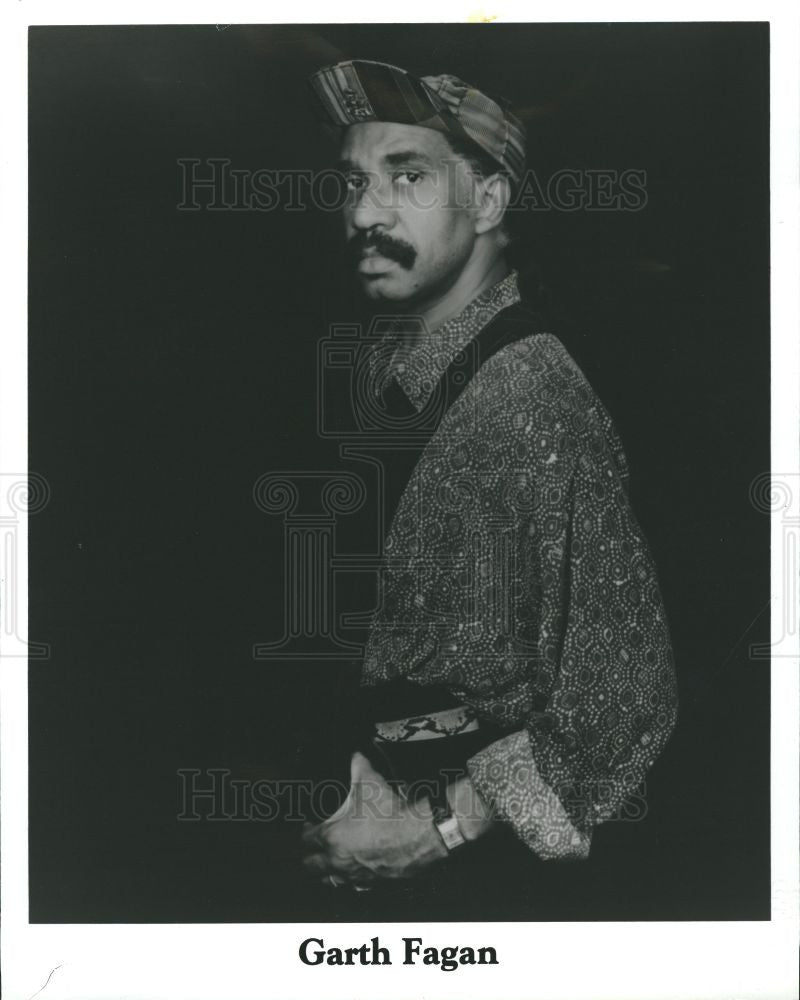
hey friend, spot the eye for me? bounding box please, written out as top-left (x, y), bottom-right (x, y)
top-left (393, 170), bottom-right (424, 185)
top-left (344, 173), bottom-right (368, 191)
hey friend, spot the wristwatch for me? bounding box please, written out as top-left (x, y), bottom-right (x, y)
top-left (429, 786), bottom-right (466, 852)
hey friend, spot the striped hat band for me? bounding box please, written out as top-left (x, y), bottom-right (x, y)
top-left (309, 59), bottom-right (526, 185)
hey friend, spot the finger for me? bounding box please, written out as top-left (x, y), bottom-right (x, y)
top-left (300, 822), bottom-right (325, 848)
top-left (320, 874), bottom-right (348, 889)
top-left (350, 750), bottom-right (383, 784)
top-left (302, 853), bottom-right (330, 875)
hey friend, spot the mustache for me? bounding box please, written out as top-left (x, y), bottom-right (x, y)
top-left (346, 230), bottom-right (417, 270)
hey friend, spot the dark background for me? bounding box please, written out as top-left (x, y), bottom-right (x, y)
top-left (29, 22), bottom-right (770, 922)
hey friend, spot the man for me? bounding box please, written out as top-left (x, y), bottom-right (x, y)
top-left (300, 60), bottom-right (677, 897)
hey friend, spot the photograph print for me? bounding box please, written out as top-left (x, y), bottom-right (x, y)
top-left (27, 20), bottom-right (770, 926)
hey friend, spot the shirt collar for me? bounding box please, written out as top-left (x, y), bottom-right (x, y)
top-left (388, 269), bottom-right (522, 412)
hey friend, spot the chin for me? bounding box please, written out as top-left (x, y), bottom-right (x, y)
top-left (358, 273), bottom-right (418, 304)
top-left (361, 279), bottom-right (409, 302)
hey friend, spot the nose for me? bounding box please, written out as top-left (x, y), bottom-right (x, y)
top-left (347, 175), bottom-right (395, 232)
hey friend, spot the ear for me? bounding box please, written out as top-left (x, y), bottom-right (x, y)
top-left (473, 173), bottom-right (511, 237)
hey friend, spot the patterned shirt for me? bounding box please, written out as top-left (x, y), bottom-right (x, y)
top-left (361, 270), bottom-right (678, 860)
top-left (378, 271), bottom-right (523, 412)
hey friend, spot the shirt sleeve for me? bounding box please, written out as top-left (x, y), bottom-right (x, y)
top-left (468, 729), bottom-right (593, 860)
top-left (467, 376), bottom-right (678, 858)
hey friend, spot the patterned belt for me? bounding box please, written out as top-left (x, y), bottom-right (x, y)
top-left (374, 704), bottom-right (479, 743)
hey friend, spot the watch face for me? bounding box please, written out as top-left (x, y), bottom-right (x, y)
top-left (436, 815), bottom-right (466, 852)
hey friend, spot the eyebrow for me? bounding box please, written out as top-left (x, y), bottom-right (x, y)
top-left (336, 150), bottom-right (436, 172)
top-left (382, 150), bottom-right (436, 168)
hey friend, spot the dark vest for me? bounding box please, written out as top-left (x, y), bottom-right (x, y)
top-left (358, 298), bottom-right (545, 725)
top-left (379, 298), bottom-right (545, 528)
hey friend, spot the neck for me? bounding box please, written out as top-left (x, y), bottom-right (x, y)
top-left (406, 246), bottom-right (510, 332)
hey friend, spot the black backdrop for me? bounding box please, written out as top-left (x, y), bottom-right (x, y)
top-left (29, 22), bottom-right (770, 922)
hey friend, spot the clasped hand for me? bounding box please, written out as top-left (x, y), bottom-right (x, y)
top-left (300, 751), bottom-right (448, 889)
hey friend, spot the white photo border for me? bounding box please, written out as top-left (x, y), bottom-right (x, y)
top-left (2, 3), bottom-right (797, 999)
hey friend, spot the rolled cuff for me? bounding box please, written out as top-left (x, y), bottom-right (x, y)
top-left (467, 730), bottom-right (592, 861)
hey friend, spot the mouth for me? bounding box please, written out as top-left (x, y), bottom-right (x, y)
top-left (356, 253), bottom-right (398, 275)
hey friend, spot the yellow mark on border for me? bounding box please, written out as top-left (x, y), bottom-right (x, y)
top-left (467, 10), bottom-right (499, 21)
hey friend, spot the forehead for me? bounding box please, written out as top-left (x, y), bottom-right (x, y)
top-left (338, 121), bottom-right (451, 166)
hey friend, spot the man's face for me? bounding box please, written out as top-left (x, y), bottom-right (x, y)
top-left (338, 122), bottom-right (479, 307)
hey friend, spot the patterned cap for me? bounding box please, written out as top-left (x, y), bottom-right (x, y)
top-left (309, 59), bottom-right (526, 184)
